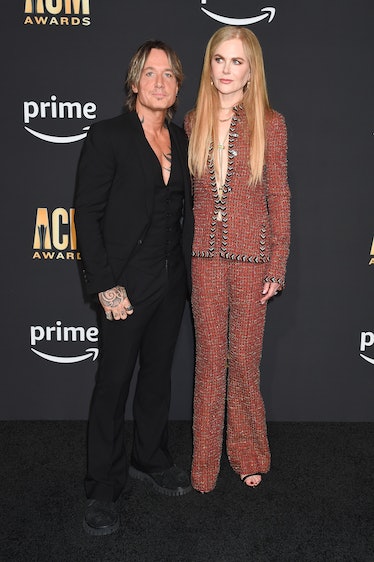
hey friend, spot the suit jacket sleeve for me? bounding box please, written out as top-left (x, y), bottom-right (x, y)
top-left (264, 112), bottom-right (291, 287)
top-left (74, 122), bottom-right (117, 294)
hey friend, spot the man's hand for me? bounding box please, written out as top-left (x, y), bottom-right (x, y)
top-left (98, 286), bottom-right (134, 320)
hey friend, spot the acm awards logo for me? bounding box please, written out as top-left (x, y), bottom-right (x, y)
top-left (30, 321), bottom-right (98, 364)
top-left (24, 95), bottom-right (96, 144)
top-left (33, 207), bottom-right (81, 261)
top-left (200, 1), bottom-right (275, 25)
top-left (24, 0), bottom-right (90, 26)
top-left (369, 236), bottom-right (374, 265)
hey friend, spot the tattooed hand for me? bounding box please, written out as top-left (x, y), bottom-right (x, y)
top-left (98, 286), bottom-right (134, 321)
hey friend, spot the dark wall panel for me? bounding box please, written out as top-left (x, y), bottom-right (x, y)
top-left (1, 1), bottom-right (373, 420)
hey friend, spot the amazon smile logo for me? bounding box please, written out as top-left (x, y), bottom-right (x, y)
top-left (23, 95), bottom-right (96, 144)
top-left (200, 1), bottom-right (275, 25)
top-left (30, 321), bottom-right (99, 364)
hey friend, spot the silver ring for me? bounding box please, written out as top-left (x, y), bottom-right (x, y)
top-left (125, 305), bottom-right (134, 312)
top-left (105, 313), bottom-right (112, 319)
top-left (274, 291), bottom-right (278, 296)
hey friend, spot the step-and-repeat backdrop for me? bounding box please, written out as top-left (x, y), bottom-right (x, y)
top-left (1, 1), bottom-right (373, 420)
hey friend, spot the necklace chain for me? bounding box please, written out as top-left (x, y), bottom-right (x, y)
top-left (216, 127), bottom-right (230, 199)
top-left (219, 106), bottom-right (234, 123)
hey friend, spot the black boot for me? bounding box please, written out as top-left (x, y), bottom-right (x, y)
top-left (83, 499), bottom-right (120, 536)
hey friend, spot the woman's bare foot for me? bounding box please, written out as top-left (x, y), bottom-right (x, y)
top-left (241, 474), bottom-right (262, 487)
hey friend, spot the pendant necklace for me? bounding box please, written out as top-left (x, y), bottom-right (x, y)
top-left (216, 127), bottom-right (230, 200)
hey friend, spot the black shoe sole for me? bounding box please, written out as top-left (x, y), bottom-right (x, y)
top-left (129, 466), bottom-right (192, 496)
top-left (83, 517), bottom-right (120, 536)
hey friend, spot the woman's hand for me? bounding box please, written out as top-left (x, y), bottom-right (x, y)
top-left (260, 281), bottom-right (282, 305)
top-left (98, 286), bottom-right (134, 320)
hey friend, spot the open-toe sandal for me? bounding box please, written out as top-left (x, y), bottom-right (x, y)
top-left (241, 473), bottom-right (262, 487)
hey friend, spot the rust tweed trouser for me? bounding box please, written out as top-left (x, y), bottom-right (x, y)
top-left (191, 253), bottom-right (271, 492)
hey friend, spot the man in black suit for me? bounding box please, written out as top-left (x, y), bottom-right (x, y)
top-left (75, 40), bottom-right (193, 536)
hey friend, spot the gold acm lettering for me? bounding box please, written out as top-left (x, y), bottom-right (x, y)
top-left (25, 0), bottom-right (89, 14)
top-left (33, 208), bottom-right (52, 249)
top-left (369, 236), bottom-right (374, 265)
top-left (52, 208), bottom-right (69, 250)
top-left (33, 207), bottom-right (78, 253)
top-left (69, 208), bottom-right (77, 250)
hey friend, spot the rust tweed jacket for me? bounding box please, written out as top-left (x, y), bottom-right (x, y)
top-left (184, 106), bottom-right (290, 286)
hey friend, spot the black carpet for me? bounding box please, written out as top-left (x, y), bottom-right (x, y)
top-left (0, 421), bottom-right (373, 562)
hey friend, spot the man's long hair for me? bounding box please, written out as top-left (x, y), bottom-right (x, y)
top-left (125, 39), bottom-right (184, 121)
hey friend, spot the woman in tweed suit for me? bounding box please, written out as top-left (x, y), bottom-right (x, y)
top-left (184, 26), bottom-right (290, 492)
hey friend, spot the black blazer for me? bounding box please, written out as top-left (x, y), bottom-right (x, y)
top-left (74, 111), bottom-right (193, 295)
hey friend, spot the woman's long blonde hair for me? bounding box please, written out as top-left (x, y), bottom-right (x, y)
top-left (188, 26), bottom-right (271, 185)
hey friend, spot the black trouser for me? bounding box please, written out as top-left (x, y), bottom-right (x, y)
top-left (84, 257), bottom-right (187, 502)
